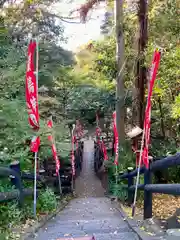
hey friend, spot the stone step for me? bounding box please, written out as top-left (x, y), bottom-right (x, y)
top-left (54, 218), bottom-right (127, 227)
top-left (33, 218), bottom-right (132, 240)
top-left (33, 231), bottom-right (139, 240)
top-left (93, 232), bottom-right (139, 240)
top-left (39, 220), bottom-right (130, 235)
top-left (53, 211), bottom-right (123, 220)
top-left (45, 219), bottom-right (128, 230)
top-left (34, 232), bottom-right (139, 240)
top-left (56, 237), bottom-right (94, 240)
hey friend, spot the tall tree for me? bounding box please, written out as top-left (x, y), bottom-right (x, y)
top-left (133, 0), bottom-right (148, 128)
top-left (115, 0), bottom-right (125, 143)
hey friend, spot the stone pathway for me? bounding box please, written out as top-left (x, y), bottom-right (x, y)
top-left (31, 197), bottom-right (140, 240)
top-left (28, 139), bottom-right (165, 240)
top-left (75, 138), bottom-right (105, 197)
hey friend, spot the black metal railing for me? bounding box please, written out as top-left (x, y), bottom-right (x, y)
top-left (119, 153), bottom-right (180, 219)
top-left (0, 141), bottom-right (84, 205)
top-left (0, 166), bottom-right (35, 206)
top-left (94, 140), bottom-right (104, 173)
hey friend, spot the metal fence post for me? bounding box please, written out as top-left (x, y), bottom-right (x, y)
top-left (127, 167), bottom-right (134, 205)
top-left (10, 161), bottom-right (21, 189)
top-left (144, 167), bottom-right (152, 219)
top-left (9, 162), bottom-right (24, 207)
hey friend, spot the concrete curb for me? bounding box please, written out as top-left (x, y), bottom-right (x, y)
top-left (111, 200), bottom-right (167, 240)
top-left (23, 197), bottom-right (73, 240)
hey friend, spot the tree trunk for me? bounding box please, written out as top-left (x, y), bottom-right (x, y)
top-left (115, 0), bottom-right (125, 144)
top-left (134, 0), bottom-right (148, 128)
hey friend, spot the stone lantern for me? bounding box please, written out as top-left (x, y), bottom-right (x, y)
top-left (127, 126), bottom-right (143, 167)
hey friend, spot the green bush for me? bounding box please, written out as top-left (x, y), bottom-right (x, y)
top-left (0, 202), bottom-right (22, 228)
top-left (37, 188), bottom-right (58, 213)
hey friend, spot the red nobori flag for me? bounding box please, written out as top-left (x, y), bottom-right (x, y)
top-left (101, 139), bottom-right (108, 161)
top-left (47, 119), bottom-right (60, 174)
top-left (143, 50), bottom-right (161, 168)
top-left (51, 144), bottom-right (60, 175)
top-left (96, 126), bottom-right (101, 144)
top-left (113, 111), bottom-right (119, 165)
top-left (25, 40), bottom-right (39, 130)
top-left (30, 136), bottom-right (40, 153)
top-left (47, 119), bottom-right (53, 128)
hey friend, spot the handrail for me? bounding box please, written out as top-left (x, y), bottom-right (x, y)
top-left (0, 167), bottom-right (24, 206)
top-left (118, 153), bottom-right (180, 219)
top-left (0, 144), bottom-right (84, 205)
top-left (150, 153), bottom-right (180, 171)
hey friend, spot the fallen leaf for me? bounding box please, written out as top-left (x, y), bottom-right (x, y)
top-left (140, 226), bottom-right (145, 231)
top-left (64, 233), bottom-right (70, 237)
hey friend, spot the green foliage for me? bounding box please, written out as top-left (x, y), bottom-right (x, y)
top-left (107, 155), bottom-right (129, 201)
top-left (0, 7), bottom-right (73, 233)
top-left (1, 0), bottom-right (65, 43)
top-left (109, 180), bottom-right (128, 202)
top-left (37, 188), bottom-right (58, 213)
top-left (0, 202), bottom-right (22, 228)
top-left (0, 189), bottom-right (58, 237)
top-left (91, 38), bottom-right (116, 81)
top-left (172, 94), bottom-right (180, 119)
top-left (38, 43), bottom-right (74, 87)
top-left (67, 85), bottom-right (115, 112)
top-left (118, 141), bottom-right (136, 171)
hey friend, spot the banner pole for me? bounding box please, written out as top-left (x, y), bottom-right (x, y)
top-left (58, 173), bottom-right (62, 195)
top-left (132, 128), bottom-right (145, 217)
top-left (34, 151), bottom-right (37, 217)
top-left (115, 164), bottom-right (118, 200)
top-left (34, 38), bottom-right (39, 217)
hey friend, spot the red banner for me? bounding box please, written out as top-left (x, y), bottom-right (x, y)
top-left (47, 119), bottom-right (60, 175)
top-left (101, 140), bottom-right (108, 161)
top-left (142, 50), bottom-right (161, 168)
top-left (25, 40), bottom-right (39, 130)
top-left (30, 136), bottom-right (40, 153)
top-left (96, 126), bottom-right (101, 144)
top-left (113, 111), bottom-right (119, 165)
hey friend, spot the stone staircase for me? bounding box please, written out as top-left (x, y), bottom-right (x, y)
top-left (30, 197), bottom-right (139, 240)
top-left (27, 139), bottom-right (169, 240)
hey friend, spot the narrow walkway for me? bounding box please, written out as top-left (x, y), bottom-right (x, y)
top-left (29, 139), bottom-right (140, 239)
top-left (75, 138), bottom-right (105, 197)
